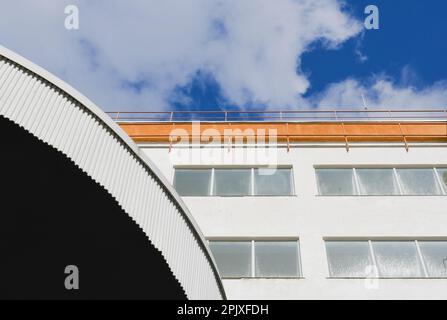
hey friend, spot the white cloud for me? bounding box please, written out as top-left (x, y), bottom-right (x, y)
top-left (2, 1), bottom-right (445, 112)
top-left (314, 77), bottom-right (447, 109)
top-left (0, 0), bottom-right (361, 110)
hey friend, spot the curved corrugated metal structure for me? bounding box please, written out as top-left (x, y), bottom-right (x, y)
top-left (0, 46), bottom-right (225, 300)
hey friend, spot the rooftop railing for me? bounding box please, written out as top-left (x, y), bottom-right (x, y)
top-left (106, 109), bottom-right (447, 123)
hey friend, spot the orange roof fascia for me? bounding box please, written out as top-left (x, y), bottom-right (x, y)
top-left (118, 121), bottom-right (447, 144)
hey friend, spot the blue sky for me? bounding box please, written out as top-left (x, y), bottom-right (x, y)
top-left (303, 0), bottom-right (447, 95)
top-left (0, 0), bottom-right (446, 111)
top-left (177, 0), bottom-right (447, 110)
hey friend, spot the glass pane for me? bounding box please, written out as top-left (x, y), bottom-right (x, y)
top-left (254, 168), bottom-right (293, 196)
top-left (436, 168), bottom-right (447, 191)
top-left (255, 241), bottom-right (299, 277)
top-left (357, 169), bottom-right (399, 195)
top-left (213, 169), bottom-right (251, 196)
top-left (209, 241), bottom-right (252, 277)
top-left (326, 241), bottom-right (373, 277)
top-left (173, 169), bottom-right (211, 196)
top-left (397, 169), bottom-right (442, 195)
top-left (372, 241), bottom-right (424, 277)
top-left (419, 241), bottom-right (447, 277)
top-left (316, 169), bottom-right (356, 195)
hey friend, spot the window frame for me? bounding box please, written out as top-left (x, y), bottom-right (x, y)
top-left (213, 168), bottom-right (253, 196)
top-left (355, 168), bottom-right (400, 196)
top-left (254, 167), bottom-right (295, 196)
top-left (208, 239), bottom-right (302, 279)
top-left (325, 240), bottom-right (374, 278)
top-left (325, 239), bottom-right (447, 279)
top-left (208, 240), bottom-right (253, 278)
top-left (172, 168), bottom-right (213, 196)
top-left (315, 167), bottom-right (358, 196)
top-left (418, 240), bottom-right (447, 278)
top-left (174, 166), bottom-right (295, 197)
top-left (396, 168), bottom-right (443, 196)
top-left (315, 166), bottom-right (447, 196)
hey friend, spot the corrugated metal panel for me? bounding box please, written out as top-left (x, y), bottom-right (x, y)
top-left (0, 49), bottom-right (225, 300)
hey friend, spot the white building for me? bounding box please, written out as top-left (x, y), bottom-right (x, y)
top-left (115, 111), bottom-right (447, 299)
top-left (2, 45), bottom-right (446, 300)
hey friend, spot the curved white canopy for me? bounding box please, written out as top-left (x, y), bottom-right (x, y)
top-left (0, 46), bottom-right (225, 300)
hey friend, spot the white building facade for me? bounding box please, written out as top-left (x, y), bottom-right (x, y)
top-left (116, 115), bottom-right (447, 300)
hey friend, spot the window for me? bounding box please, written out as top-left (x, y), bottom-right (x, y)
top-left (255, 241), bottom-right (299, 277)
top-left (173, 169), bottom-right (211, 196)
top-left (254, 168), bottom-right (293, 196)
top-left (326, 240), bottom-right (447, 278)
top-left (438, 168), bottom-right (447, 190)
top-left (326, 241), bottom-right (373, 277)
top-left (372, 241), bottom-right (424, 277)
top-left (316, 169), bottom-right (356, 195)
top-left (418, 241), bottom-right (447, 277)
top-left (357, 168), bottom-right (399, 195)
top-left (209, 240), bottom-right (301, 278)
top-left (316, 167), bottom-right (447, 196)
top-left (397, 169), bottom-right (442, 196)
top-left (208, 241), bottom-right (252, 278)
top-left (214, 169), bottom-right (251, 196)
top-left (174, 167), bottom-right (294, 196)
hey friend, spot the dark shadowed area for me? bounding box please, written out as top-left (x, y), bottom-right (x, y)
top-left (0, 116), bottom-right (186, 300)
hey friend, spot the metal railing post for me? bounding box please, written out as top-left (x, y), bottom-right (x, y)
top-left (398, 122), bottom-right (409, 152)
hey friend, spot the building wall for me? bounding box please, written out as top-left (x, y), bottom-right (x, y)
top-left (139, 143), bottom-right (447, 299)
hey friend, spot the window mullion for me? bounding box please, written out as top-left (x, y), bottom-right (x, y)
top-left (415, 240), bottom-right (429, 278)
top-left (433, 168), bottom-right (447, 195)
top-left (210, 168), bottom-right (215, 196)
top-left (251, 240), bottom-right (256, 277)
top-left (251, 168), bottom-right (255, 196)
top-left (353, 168), bottom-right (361, 195)
top-left (315, 169), bottom-right (322, 195)
top-left (393, 168), bottom-right (404, 195)
top-left (297, 240), bottom-right (301, 277)
top-left (290, 167), bottom-right (295, 196)
top-left (368, 240), bottom-right (379, 277)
